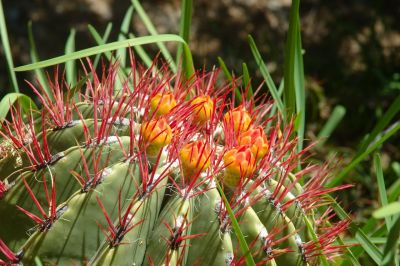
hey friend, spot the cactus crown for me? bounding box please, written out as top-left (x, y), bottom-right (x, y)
top-left (0, 56), bottom-right (351, 265)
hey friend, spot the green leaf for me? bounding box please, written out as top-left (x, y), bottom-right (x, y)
top-left (131, 0), bottom-right (177, 73)
top-left (27, 21), bottom-right (52, 100)
top-left (116, 6), bottom-right (134, 67)
top-left (381, 215), bottom-right (400, 266)
top-left (176, 0), bottom-right (192, 68)
top-left (316, 105), bottom-right (346, 147)
top-left (373, 202), bottom-right (400, 218)
top-left (283, 0), bottom-right (300, 116)
top-left (358, 93), bottom-right (400, 156)
top-left (88, 23), bottom-right (113, 68)
top-left (128, 33), bottom-right (153, 68)
top-left (331, 196), bottom-right (383, 264)
top-left (65, 29), bottom-right (76, 86)
top-left (242, 62), bottom-right (253, 100)
top-left (0, 0), bottom-right (19, 92)
top-left (248, 35), bottom-right (285, 117)
top-left (14, 34), bottom-right (190, 72)
top-left (0, 93), bottom-right (38, 121)
top-left (329, 121), bottom-right (400, 187)
top-left (374, 153), bottom-right (392, 229)
top-left (293, 18), bottom-right (305, 153)
top-left (217, 57), bottom-right (243, 104)
top-left (215, 182), bottom-right (255, 266)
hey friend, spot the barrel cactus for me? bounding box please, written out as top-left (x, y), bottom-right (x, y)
top-left (0, 57), bottom-right (351, 265)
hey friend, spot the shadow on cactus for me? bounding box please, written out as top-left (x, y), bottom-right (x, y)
top-left (0, 54), bottom-right (352, 265)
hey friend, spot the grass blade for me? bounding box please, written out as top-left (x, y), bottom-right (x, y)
top-left (283, 0), bottom-right (300, 116)
top-left (0, 0), bottom-right (18, 92)
top-left (373, 202), bottom-right (400, 218)
top-left (176, 0), bottom-right (192, 68)
top-left (294, 19), bottom-right (305, 153)
top-left (374, 153), bottom-right (392, 229)
top-left (116, 6), bottom-right (134, 67)
top-left (27, 21), bottom-right (52, 99)
top-left (358, 93), bottom-right (400, 156)
top-left (331, 196), bottom-right (383, 264)
top-left (316, 105), bottom-right (346, 147)
top-left (217, 57), bottom-right (243, 104)
top-left (14, 34), bottom-right (189, 72)
top-left (242, 62), bottom-right (253, 100)
top-left (248, 35), bottom-right (285, 116)
top-left (215, 182), bottom-right (255, 266)
top-left (0, 92), bottom-right (38, 121)
top-left (381, 215), bottom-right (400, 266)
top-left (128, 33), bottom-right (153, 68)
top-left (88, 23), bottom-right (113, 68)
top-left (65, 29), bottom-right (76, 86)
top-left (131, 0), bottom-right (177, 72)
top-left (328, 121), bottom-right (400, 187)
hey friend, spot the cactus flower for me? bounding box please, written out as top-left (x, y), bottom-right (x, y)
top-left (238, 126), bottom-right (269, 160)
top-left (190, 95), bottom-right (214, 125)
top-left (223, 146), bottom-right (255, 187)
top-left (179, 141), bottom-right (211, 183)
top-left (140, 118), bottom-right (172, 156)
top-left (223, 106), bottom-right (252, 137)
top-left (150, 92), bottom-right (177, 118)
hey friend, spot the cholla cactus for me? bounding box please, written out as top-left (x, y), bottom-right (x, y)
top-left (0, 56), bottom-right (351, 265)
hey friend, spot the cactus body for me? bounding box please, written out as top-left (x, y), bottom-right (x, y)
top-left (0, 58), bottom-right (350, 265)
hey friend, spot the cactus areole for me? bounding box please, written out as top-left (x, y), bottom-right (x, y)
top-left (0, 56), bottom-right (351, 265)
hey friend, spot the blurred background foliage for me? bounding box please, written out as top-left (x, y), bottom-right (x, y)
top-left (0, 0), bottom-right (399, 217)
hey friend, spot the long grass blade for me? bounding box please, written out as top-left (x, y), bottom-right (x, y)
top-left (131, 0), bottom-right (177, 72)
top-left (27, 21), bottom-right (52, 99)
top-left (329, 121), bottom-right (400, 187)
top-left (128, 33), bottom-right (153, 68)
top-left (331, 197), bottom-right (383, 264)
top-left (88, 23), bottom-right (113, 68)
top-left (14, 34), bottom-right (189, 72)
top-left (215, 182), bottom-right (255, 266)
top-left (381, 215), bottom-right (400, 266)
top-left (65, 29), bottom-right (76, 86)
top-left (217, 57), bottom-right (243, 104)
top-left (0, 92), bottom-right (38, 121)
top-left (374, 153), bottom-right (392, 229)
top-left (294, 18), bottom-right (305, 153)
top-left (176, 0), bottom-right (192, 67)
top-left (283, 0), bottom-right (300, 116)
top-left (0, 0), bottom-right (18, 92)
top-left (242, 62), bottom-right (253, 100)
top-left (316, 105), bottom-right (346, 147)
top-left (116, 6), bottom-right (134, 67)
top-left (248, 35), bottom-right (285, 116)
top-left (358, 93), bottom-right (400, 156)
top-left (373, 202), bottom-right (400, 218)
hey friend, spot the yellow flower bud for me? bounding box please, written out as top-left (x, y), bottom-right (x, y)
top-left (179, 141), bottom-right (211, 183)
top-left (238, 126), bottom-right (269, 160)
top-left (223, 106), bottom-right (252, 137)
top-left (190, 96), bottom-right (214, 125)
top-left (150, 92), bottom-right (177, 118)
top-left (140, 118), bottom-right (172, 156)
top-left (223, 146), bottom-right (255, 187)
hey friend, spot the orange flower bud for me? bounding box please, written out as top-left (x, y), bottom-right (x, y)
top-left (149, 92), bottom-right (177, 118)
top-left (190, 96), bottom-right (214, 125)
top-left (179, 141), bottom-right (211, 182)
top-left (223, 107), bottom-right (252, 137)
top-left (140, 118), bottom-right (172, 156)
top-left (223, 146), bottom-right (255, 187)
top-left (238, 126), bottom-right (269, 160)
